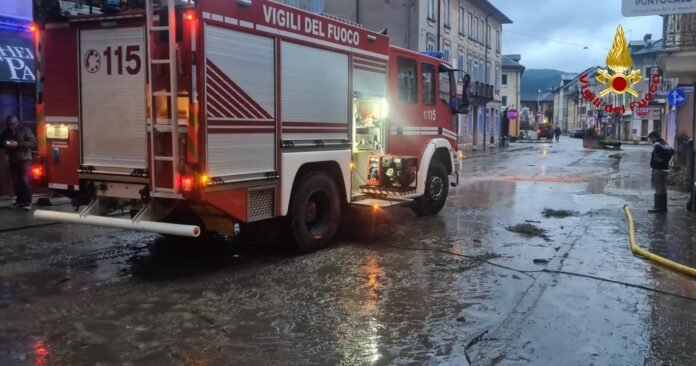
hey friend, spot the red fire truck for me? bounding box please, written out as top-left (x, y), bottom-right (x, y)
top-left (32, 0), bottom-right (469, 252)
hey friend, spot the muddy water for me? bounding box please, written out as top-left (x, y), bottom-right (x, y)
top-left (0, 139), bottom-right (695, 365)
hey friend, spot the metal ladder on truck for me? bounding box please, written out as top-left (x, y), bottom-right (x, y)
top-left (145, 0), bottom-right (180, 197)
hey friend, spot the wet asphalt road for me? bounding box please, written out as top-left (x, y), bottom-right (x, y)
top-left (1, 137), bottom-right (696, 365)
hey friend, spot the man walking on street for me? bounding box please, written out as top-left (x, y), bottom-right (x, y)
top-left (648, 131), bottom-right (673, 213)
top-left (1, 116), bottom-right (36, 210)
top-left (554, 126), bottom-right (561, 143)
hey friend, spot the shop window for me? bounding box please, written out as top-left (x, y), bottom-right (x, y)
top-left (397, 57), bottom-right (417, 104)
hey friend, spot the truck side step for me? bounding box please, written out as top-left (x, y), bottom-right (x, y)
top-left (351, 196), bottom-right (413, 208)
top-left (359, 186), bottom-right (416, 196)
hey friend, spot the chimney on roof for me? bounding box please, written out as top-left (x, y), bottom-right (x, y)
top-left (644, 34), bottom-right (652, 47)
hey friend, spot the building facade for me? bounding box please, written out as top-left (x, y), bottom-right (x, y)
top-left (501, 54), bottom-right (524, 136)
top-left (280, 0), bottom-right (512, 148)
top-left (629, 34), bottom-right (673, 143)
top-left (660, 13), bottom-right (696, 146)
top-left (0, 1), bottom-right (34, 197)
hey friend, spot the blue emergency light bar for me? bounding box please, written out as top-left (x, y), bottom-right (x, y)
top-left (421, 51), bottom-right (445, 60)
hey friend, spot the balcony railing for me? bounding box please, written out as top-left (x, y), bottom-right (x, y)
top-left (470, 82), bottom-right (494, 100)
top-left (664, 13), bottom-right (696, 50)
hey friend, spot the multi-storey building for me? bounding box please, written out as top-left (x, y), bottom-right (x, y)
top-left (628, 34), bottom-right (674, 142)
top-left (501, 54), bottom-right (524, 136)
top-left (552, 34), bottom-right (674, 142)
top-left (552, 73), bottom-right (577, 132)
top-left (278, 0), bottom-right (512, 148)
top-left (0, 0), bottom-right (34, 197)
top-left (660, 13), bottom-right (696, 145)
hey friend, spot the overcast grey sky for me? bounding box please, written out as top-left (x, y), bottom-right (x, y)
top-left (489, 0), bottom-right (663, 72)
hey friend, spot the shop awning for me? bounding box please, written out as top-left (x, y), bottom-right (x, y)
top-left (0, 32), bottom-right (35, 84)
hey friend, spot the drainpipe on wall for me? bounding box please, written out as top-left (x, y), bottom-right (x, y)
top-left (691, 81), bottom-right (696, 211)
top-left (356, 0), bottom-right (360, 23)
top-left (483, 14), bottom-right (491, 152)
top-left (406, 0), bottom-right (411, 49)
top-left (437, 0), bottom-right (441, 50)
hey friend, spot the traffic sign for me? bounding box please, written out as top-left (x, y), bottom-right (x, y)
top-left (667, 88), bottom-right (687, 107)
top-left (507, 109), bottom-right (519, 120)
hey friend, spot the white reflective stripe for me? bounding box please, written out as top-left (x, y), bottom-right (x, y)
top-left (354, 57), bottom-right (387, 68)
top-left (212, 14), bottom-right (224, 22)
top-left (283, 126), bottom-right (347, 130)
top-left (224, 17), bottom-right (238, 25)
top-left (208, 125), bottom-right (274, 129)
top-left (256, 24), bottom-right (279, 35)
top-left (202, 12), bottom-right (211, 19)
top-left (46, 116), bottom-right (79, 123)
top-left (240, 20), bottom-right (254, 29)
top-left (390, 126), bottom-right (458, 139)
top-left (208, 117), bottom-right (274, 122)
top-left (48, 183), bottom-right (68, 190)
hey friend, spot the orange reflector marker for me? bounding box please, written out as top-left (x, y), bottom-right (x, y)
top-left (30, 23), bottom-right (38, 33)
top-left (31, 164), bottom-right (44, 180)
top-left (181, 175), bottom-right (194, 192)
top-left (200, 175), bottom-right (209, 185)
top-left (185, 12), bottom-right (195, 21)
top-left (373, 204), bottom-right (380, 211)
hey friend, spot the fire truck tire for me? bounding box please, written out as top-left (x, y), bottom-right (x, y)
top-left (411, 160), bottom-right (449, 216)
top-left (289, 171), bottom-right (341, 253)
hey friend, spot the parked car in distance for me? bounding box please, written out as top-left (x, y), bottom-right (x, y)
top-left (571, 128), bottom-right (585, 138)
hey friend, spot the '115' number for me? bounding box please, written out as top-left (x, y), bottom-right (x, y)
top-left (104, 45), bottom-right (141, 75)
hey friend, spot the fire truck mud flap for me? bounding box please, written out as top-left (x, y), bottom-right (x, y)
top-left (450, 171), bottom-right (459, 187)
top-left (33, 210), bottom-right (201, 238)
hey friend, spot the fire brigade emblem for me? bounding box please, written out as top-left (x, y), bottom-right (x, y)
top-left (84, 49), bottom-right (101, 73)
top-left (596, 25), bottom-right (642, 97)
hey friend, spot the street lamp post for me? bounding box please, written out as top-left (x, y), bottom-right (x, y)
top-left (537, 89), bottom-right (541, 125)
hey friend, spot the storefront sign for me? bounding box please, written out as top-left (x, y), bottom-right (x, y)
top-left (0, 34), bottom-right (35, 83)
top-left (507, 109), bottom-right (519, 120)
top-left (636, 106), bottom-right (650, 117)
top-left (622, 0), bottom-right (696, 17)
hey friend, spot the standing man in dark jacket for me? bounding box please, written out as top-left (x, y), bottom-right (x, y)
top-left (1, 116), bottom-right (36, 210)
top-left (554, 126), bottom-right (562, 142)
top-left (648, 131), bottom-right (673, 213)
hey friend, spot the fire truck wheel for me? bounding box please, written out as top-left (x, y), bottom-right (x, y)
top-left (289, 171), bottom-right (341, 253)
top-left (411, 160), bottom-right (449, 216)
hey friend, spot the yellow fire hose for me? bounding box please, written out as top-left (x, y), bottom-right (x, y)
top-left (623, 205), bottom-right (696, 278)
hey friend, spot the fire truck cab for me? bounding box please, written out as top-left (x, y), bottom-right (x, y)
top-left (33, 0), bottom-right (469, 252)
